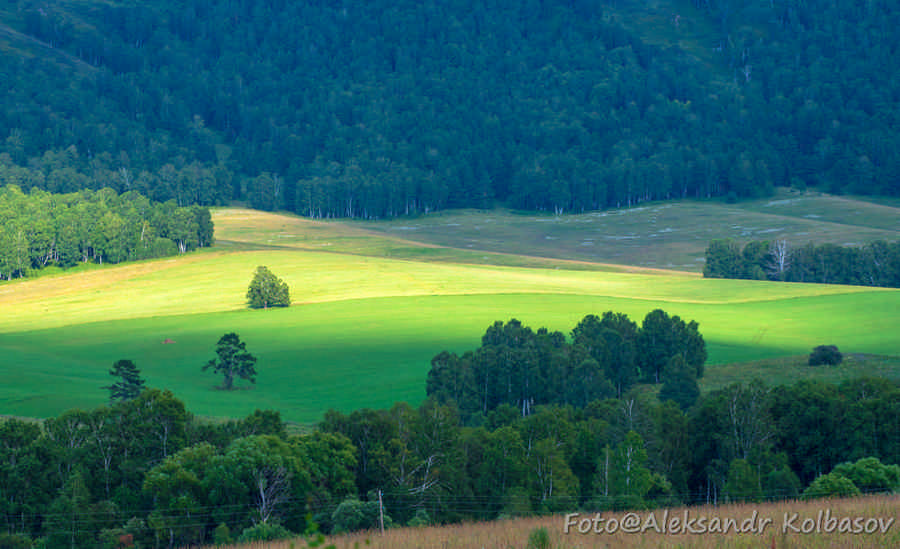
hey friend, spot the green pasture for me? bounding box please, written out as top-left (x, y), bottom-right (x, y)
top-left (212, 207), bottom-right (655, 273)
top-left (701, 354), bottom-right (900, 392)
top-left (353, 191), bottom-right (900, 271)
top-left (3, 242), bottom-right (878, 333)
top-left (1, 206), bottom-right (898, 424)
top-left (1, 287), bottom-right (897, 424)
top-left (736, 193), bottom-right (900, 232)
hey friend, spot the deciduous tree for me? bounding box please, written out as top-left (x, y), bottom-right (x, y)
top-left (247, 266), bottom-right (291, 309)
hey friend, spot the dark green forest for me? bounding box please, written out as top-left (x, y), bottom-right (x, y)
top-left (1, 0), bottom-right (899, 218)
top-left (0, 186), bottom-right (212, 279)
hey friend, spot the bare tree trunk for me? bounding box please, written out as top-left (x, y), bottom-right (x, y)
top-left (766, 239), bottom-right (790, 279)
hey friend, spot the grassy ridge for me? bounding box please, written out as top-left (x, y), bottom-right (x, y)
top-left (353, 191), bottom-right (900, 270)
top-left (0, 207), bottom-right (898, 423)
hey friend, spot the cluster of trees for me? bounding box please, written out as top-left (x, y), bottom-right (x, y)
top-left (427, 312), bottom-right (706, 421)
top-left (0, 392), bottom-right (357, 548)
top-left (2, 0), bottom-right (898, 219)
top-left (1, 373), bottom-right (897, 545)
top-left (704, 238), bottom-right (900, 287)
top-left (0, 185), bottom-right (213, 279)
top-left (322, 376), bottom-right (899, 527)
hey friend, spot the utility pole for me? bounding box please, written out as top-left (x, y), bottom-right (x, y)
top-left (378, 489), bottom-right (385, 535)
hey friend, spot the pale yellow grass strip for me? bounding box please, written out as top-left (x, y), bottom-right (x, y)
top-left (204, 495), bottom-right (898, 549)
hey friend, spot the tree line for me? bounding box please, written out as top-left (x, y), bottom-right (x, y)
top-left (1, 0), bottom-right (898, 219)
top-left (2, 375), bottom-right (897, 547)
top-left (703, 238), bottom-right (900, 287)
top-left (0, 185), bottom-right (213, 280)
top-left (427, 311), bottom-right (706, 422)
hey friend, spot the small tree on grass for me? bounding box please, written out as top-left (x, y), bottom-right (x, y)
top-left (809, 345), bottom-right (843, 366)
top-left (247, 266), bottom-right (291, 309)
top-left (203, 333), bottom-right (257, 390)
top-left (103, 359), bottom-right (146, 403)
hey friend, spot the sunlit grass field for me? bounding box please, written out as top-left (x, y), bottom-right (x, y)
top-left (0, 206), bottom-right (898, 424)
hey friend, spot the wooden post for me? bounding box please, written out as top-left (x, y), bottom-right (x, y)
top-left (378, 489), bottom-right (385, 535)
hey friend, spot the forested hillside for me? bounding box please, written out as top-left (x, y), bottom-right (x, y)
top-left (1, 0), bottom-right (898, 218)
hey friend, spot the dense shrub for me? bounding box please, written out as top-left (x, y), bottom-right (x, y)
top-left (809, 345), bottom-right (843, 366)
top-left (802, 473), bottom-right (861, 499)
top-left (832, 457), bottom-right (900, 493)
top-left (331, 497), bottom-right (391, 534)
top-left (212, 523), bottom-right (232, 545)
top-left (526, 527), bottom-right (551, 549)
top-left (237, 522), bottom-right (293, 542)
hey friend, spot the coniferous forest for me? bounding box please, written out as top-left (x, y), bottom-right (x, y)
top-left (1, 0), bottom-right (899, 218)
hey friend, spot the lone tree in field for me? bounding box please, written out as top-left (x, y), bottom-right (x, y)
top-left (247, 266), bottom-right (291, 309)
top-left (103, 359), bottom-right (146, 403)
top-left (203, 332), bottom-right (257, 390)
top-left (809, 345), bottom-right (843, 366)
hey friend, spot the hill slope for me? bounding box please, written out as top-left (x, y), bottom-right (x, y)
top-left (353, 192), bottom-right (900, 270)
top-left (0, 208), bottom-right (897, 423)
top-left (1, 0), bottom-right (898, 217)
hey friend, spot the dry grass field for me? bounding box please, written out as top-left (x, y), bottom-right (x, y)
top-left (201, 495), bottom-right (899, 549)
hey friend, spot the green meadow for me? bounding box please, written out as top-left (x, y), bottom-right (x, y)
top-left (1, 206), bottom-right (898, 424)
top-left (353, 190), bottom-right (900, 270)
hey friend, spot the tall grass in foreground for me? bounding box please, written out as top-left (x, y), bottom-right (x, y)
top-left (203, 494), bottom-right (899, 548)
